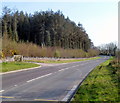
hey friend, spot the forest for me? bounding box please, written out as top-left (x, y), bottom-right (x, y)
top-left (1, 7), bottom-right (99, 58)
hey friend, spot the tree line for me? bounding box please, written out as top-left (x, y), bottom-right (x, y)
top-left (1, 7), bottom-right (93, 52)
top-left (98, 42), bottom-right (117, 56)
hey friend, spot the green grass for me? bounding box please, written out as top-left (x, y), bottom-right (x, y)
top-left (25, 57), bottom-right (101, 63)
top-left (0, 62), bottom-right (40, 72)
top-left (0, 57), bottom-right (100, 73)
top-left (72, 57), bottom-right (119, 102)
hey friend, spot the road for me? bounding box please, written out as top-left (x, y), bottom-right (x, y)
top-left (1, 56), bottom-right (109, 102)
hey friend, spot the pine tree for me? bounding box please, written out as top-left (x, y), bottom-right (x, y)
top-left (2, 6), bottom-right (11, 39)
top-left (1, 7), bottom-right (93, 52)
top-left (12, 11), bottom-right (18, 41)
top-left (45, 31), bottom-right (51, 46)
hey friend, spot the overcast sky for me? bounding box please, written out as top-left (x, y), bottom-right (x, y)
top-left (1, 0), bottom-right (118, 47)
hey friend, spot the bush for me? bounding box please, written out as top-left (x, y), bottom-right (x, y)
top-left (0, 51), bottom-right (5, 59)
top-left (54, 50), bottom-right (60, 58)
top-left (87, 49), bottom-right (100, 57)
top-left (2, 38), bottom-right (99, 58)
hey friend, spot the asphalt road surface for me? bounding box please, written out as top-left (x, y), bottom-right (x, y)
top-left (1, 56), bottom-right (109, 102)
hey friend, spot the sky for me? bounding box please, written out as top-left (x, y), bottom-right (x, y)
top-left (1, 0), bottom-right (119, 47)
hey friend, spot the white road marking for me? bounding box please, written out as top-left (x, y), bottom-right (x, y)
top-left (26, 64), bottom-right (82, 83)
top-left (58, 65), bottom-right (81, 72)
top-left (26, 73), bottom-right (52, 83)
top-left (59, 69), bottom-right (65, 72)
top-left (62, 85), bottom-right (77, 101)
top-left (14, 85), bottom-right (17, 87)
top-left (72, 65), bottom-right (77, 68)
top-left (0, 90), bottom-right (4, 93)
top-left (64, 67), bottom-right (69, 70)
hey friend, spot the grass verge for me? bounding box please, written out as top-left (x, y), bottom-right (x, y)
top-left (0, 62), bottom-right (40, 72)
top-left (25, 57), bottom-right (101, 63)
top-left (71, 57), bottom-right (119, 102)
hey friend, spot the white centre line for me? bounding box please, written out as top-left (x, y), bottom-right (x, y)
top-left (58, 69), bottom-right (65, 72)
top-left (27, 64), bottom-right (81, 83)
top-left (64, 67), bottom-right (69, 70)
top-left (58, 65), bottom-right (81, 72)
top-left (0, 90), bottom-right (4, 93)
top-left (26, 73), bottom-right (52, 83)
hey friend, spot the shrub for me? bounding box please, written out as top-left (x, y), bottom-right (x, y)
top-left (2, 38), bottom-right (99, 58)
top-left (87, 49), bottom-right (100, 57)
top-left (0, 51), bottom-right (5, 59)
top-left (54, 50), bottom-right (60, 58)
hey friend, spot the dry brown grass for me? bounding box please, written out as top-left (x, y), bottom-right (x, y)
top-left (1, 38), bottom-right (99, 58)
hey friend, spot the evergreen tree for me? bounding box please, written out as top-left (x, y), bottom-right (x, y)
top-left (45, 31), bottom-right (51, 46)
top-left (1, 7), bottom-right (93, 52)
top-left (12, 11), bottom-right (18, 41)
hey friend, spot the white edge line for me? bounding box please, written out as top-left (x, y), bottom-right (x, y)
top-left (62, 85), bottom-right (77, 101)
top-left (0, 90), bottom-right (4, 93)
top-left (26, 73), bottom-right (52, 83)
